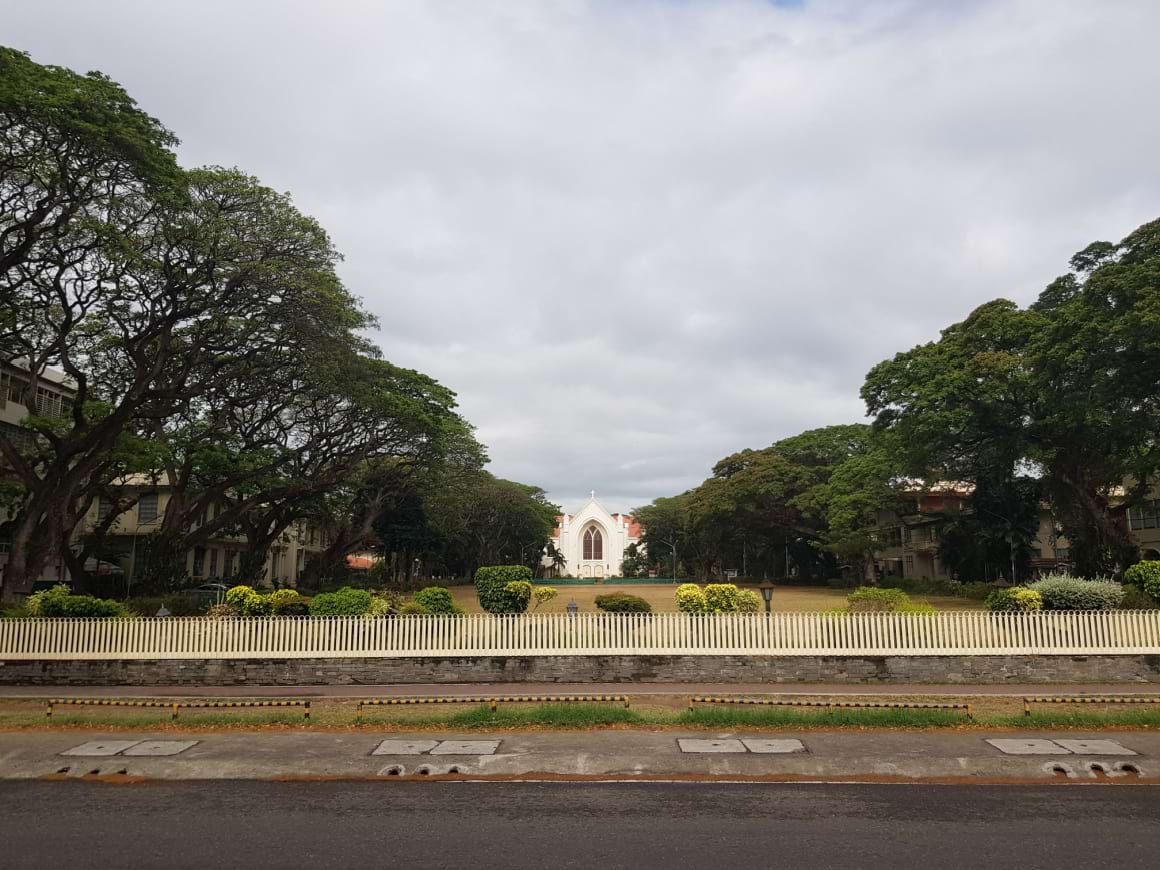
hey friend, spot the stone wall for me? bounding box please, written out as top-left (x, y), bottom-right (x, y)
top-left (2, 654), bottom-right (1159, 686)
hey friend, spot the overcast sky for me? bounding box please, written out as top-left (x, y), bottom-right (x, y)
top-left (5, 0), bottom-right (1160, 513)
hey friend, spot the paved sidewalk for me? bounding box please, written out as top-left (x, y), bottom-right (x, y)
top-left (1, 728), bottom-right (1156, 783)
top-left (3, 681), bottom-right (1158, 698)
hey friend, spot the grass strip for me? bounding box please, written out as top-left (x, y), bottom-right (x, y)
top-left (679, 706), bottom-right (967, 728)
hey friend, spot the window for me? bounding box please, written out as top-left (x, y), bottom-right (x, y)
top-left (208, 548), bottom-right (218, 577)
top-left (582, 527), bottom-right (603, 560)
top-left (192, 547), bottom-right (206, 578)
top-left (35, 386), bottom-right (69, 418)
top-left (1054, 548), bottom-right (1070, 561)
top-left (902, 527), bottom-right (912, 544)
top-left (97, 496), bottom-right (115, 523)
top-left (1129, 500), bottom-right (1160, 531)
top-left (1, 370), bottom-right (28, 405)
top-left (905, 555), bottom-right (914, 574)
top-left (137, 492), bottom-right (159, 525)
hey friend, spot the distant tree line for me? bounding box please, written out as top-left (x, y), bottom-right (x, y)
top-left (636, 218), bottom-right (1160, 583)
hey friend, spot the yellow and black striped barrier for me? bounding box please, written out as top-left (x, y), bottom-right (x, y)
top-left (1022, 694), bottom-right (1160, 717)
top-left (688, 696), bottom-right (973, 721)
top-left (356, 694), bottom-right (630, 722)
top-left (46, 698), bottom-right (310, 721)
top-left (47, 698), bottom-right (180, 721)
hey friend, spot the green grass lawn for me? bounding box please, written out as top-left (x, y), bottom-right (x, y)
top-left (448, 584), bottom-right (983, 614)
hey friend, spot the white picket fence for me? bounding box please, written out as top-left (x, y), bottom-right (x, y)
top-left (1, 610), bottom-right (1159, 660)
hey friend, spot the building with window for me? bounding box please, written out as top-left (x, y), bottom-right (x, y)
top-left (547, 493), bottom-right (644, 579)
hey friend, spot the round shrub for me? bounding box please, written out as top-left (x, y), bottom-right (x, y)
top-left (308, 586), bottom-right (374, 616)
top-left (897, 601), bottom-right (938, 615)
top-left (703, 584), bottom-right (741, 613)
top-left (1124, 560), bottom-right (1160, 600)
top-left (1026, 573), bottom-right (1125, 611)
top-left (398, 600), bottom-right (429, 615)
top-left (846, 586), bottom-right (911, 612)
top-left (225, 585), bottom-right (257, 610)
top-left (412, 586), bottom-right (460, 615)
top-left (532, 586), bottom-right (558, 609)
top-left (369, 591), bottom-right (402, 617)
top-left (225, 584), bottom-right (274, 616)
top-left (675, 583), bottom-right (707, 613)
top-left (594, 593), bottom-right (652, 613)
top-left (474, 565), bottom-right (533, 614)
top-left (985, 587), bottom-right (1044, 612)
top-left (735, 589), bottom-right (761, 613)
top-left (267, 589), bottom-right (308, 616)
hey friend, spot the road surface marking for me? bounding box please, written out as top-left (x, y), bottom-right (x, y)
top-left (986, 739), bottom-right (1071, 755)
top-left (742, 739), bottom-right (807, 754)
top-left (678, 738), bottom-right (747, 753)
top-left (429, 740), bottom-right (501, 755)
top-left (60, 740), bottom-right (143, 757)
top-left (122, 740), bottom-right (199, 756)
top-left (1055, 739), bottom-right (1136, 756)
top-left (372, 740), bottom-right (440, 756)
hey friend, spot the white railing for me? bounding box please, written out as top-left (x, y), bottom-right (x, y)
top-left (1, 611), bottom-right (1159, 660)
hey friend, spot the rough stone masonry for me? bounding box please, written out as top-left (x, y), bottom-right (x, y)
top-left (2, 654), bottom-right (1159, 686)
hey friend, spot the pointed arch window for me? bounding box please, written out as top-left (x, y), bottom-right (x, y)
top-left (583, 527), bottom-right (603, 560)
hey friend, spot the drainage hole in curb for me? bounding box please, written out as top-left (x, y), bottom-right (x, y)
top-left (1050, 764), bottom-right (1070, 780)
top-left (1119, 763), bottom-right (1140, 777)
top-left (56, 767), bottom-right (70, 775)
top-left (416, 767), bottom-right (430, 776)
top-left (448, 767), bottom-right (461, 774)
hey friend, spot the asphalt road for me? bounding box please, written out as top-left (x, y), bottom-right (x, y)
top-left (2, 781), bottom-right (1158, 869)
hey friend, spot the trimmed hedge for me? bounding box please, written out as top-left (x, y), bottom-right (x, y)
top-left (308, 586), bottom-right (374, 616)
top-left (985, 587), bottom-right (1043, 612)
top-left (675, 583), bottom-right (760, 614)
top-left (412, 586), bottom-right (460, 615)
top-left (26, 585), bottom-right (128, 618)
top-left (594, 593), bottom-right (652, 613)
top-left (474, 565), bottom-right (533, 614)
top-left (1026, 573), bottom-right (1124, 611)
top-left (846, 587), bottom-right (910, 612)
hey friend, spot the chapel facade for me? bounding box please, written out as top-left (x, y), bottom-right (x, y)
top-left (547, 494), bottom-right (643, 578)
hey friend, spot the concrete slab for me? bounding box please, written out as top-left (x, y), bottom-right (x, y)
top-left (122, 740), bottom-right (199, 757)
top-left (1055, 739), bottom-right (1136, 756)
top-left (60, 740), bottom-right (143, 757)
top-left (429, 740), bottom-right (501, 756)
top-left (986, 738), bottom-right (1068, 755)
top-left (742, 739), bottom-right (806, 754)
top-left (371, 740), bottom-right (439, 756)
top-left (677, 738), bottom-right (747, 754)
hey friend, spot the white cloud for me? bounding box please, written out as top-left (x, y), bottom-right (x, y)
top-left (5, 0), bottom-right (1160, 512)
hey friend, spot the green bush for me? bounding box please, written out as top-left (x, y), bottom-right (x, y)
top-left (26, 584), bottom-right (128, 618)
top-left (308, 586), bottom-right (374, 616)
top-left (846, 586), bottom-right (911, 612)
top-left (473, 565), bottom-right (533, 614)
top-left (985, 587), bottom-right (1044, 612)
top-left (398, 600), bottom-right (429, 615)
top-left (532, 586), bottom-right (558, 610)
top-left (1124, 560), bottom-right (1160, 600)
top-left (1027, 573), bottom-right (1125, 611)
top-left (267, 589), bottom-right (309, 616)
top-left (703, 583), bottom-right (741, 613)
top-left (369, 591), bottom-right (402, 616)
top-left (594, 593), bottom-right (652, 613)
top-left (675, 583), bottom-right (707, 613)
top-left (735, 589), bottom-right (762, 613)
top-left (412, 586), bottom-right (460, 615)
top-left (1119, 586), bottom-right (1158, 610)
top-left (897, 602), bottom-right (938, 615)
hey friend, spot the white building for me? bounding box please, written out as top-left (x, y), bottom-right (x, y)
top-left (548, 494), bottom-right (643, 578)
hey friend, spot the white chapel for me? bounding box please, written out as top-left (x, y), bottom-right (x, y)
top-left (547, 493), bottom-right (644, 578)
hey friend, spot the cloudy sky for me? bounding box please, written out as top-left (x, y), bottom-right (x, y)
top-left (6, 0), bottom-right (1160, 513)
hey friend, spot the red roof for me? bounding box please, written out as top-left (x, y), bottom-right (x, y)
top-left (346, 555), bottom-right (376, 570)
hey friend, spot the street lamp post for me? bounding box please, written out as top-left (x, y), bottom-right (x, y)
top-left (758, 579), bottom-right (775, 614)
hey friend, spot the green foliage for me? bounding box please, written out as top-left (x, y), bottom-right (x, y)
top-left (308, 586), bottom-right (374, 616)
top-left (473, 565), bottom-right (533, 614)
top-left (369, 591), bottom-right (402, 616)
top-left (702, 583), bottom-right (741, 613)
top-left (25, 584), bottom-right (128, 618)
top-left (846, 586), bottom-right (911, 612)
top-left (1124, 561), bottom-right (1160, 600)
top-left (398, 601), bottom-right (429, 615)
top-left (675, 583), bottom-right (707, 613)
top-left (532, 586), bottom-right (558, 609)
top-left (594, 593), bottom-right (653, 613)
top-left (502, 580), bottom-right (533, 613)
top-left (1026, 573), bottom-right (1125, 611)
top-left (985, 587), bottom-right (1044, 612)
top-left (735, 589), bottom-right (762, 613)
top-left (1118, 586), bottom-right (1157, 610)
top-left (412, 586), bottom-right (460, 615)
top-left (267, 589), bottom-right (309, 616)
